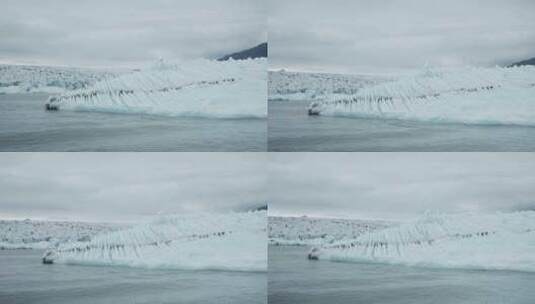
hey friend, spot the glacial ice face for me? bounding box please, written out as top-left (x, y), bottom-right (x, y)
top-left (309, 66), bottom-right (535, 126)
top-left (269, 216), bottom-right (390, 246)
top-left (0, 219), bottom-right (119, 250)
top-left (48, 58), bottom-right (267, 118)
top-left (268, 70), bottom-right (388, 101)
top-left (0, 64), bottom-right (116, 94)
top-left (313, 211), bottom-right (535, 272)
top-left (45, 211), bottom-right (267, 272)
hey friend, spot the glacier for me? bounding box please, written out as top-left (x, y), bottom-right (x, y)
top-left (309, 211), bottom-right (535, 272)
top-left (46, 59), bottom-right (267, 118)
top-left (269, 216), bottom-right (390, 246)
top-left (42, 211), bottom-right (267, 272)
top-left (0, 219), bottom-right (120, 250)
top-left (268, 70), bottom-right (388, 102)
top-left (307, 66), bottom-right (535, 126)
top-left (0, 64), bottom-right (116, 94)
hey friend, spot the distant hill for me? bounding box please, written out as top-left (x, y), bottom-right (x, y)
top-left (236, 203), bottom-right (268, 212)
top-left (254, 204), bottom-right (268, 211)
top-left (508, 57), bottom-right (535, 67)
top-left (218, 43), bottom-right (267, 61)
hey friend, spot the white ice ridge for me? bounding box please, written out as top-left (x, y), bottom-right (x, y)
top-left (46, 58), bottom-right (267, 118)
top-left (308, 66), bottom-right (535, 126)
top-left (310, 211), bottom-right (535, 272)
top-left (43, 211), bottom-right (267, 272)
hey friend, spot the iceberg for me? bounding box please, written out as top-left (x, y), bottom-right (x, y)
top-left (42, 211), bottom-right (267, 272)
top-left (309, 211), bottom-right (535, 272)
top-left (46, 59), bottom-right (267, 118)
top-left (307, 66), bottom-right (535, 126)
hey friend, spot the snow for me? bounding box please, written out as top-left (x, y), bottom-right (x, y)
top-left (44, 211), bottom-right (267, 272)
top-left (308, 66), bottom-right (535, 126)
top-left (312, 211), bottom-right (535, 272)
top-left (269, 216), bottom-right (390, 246)
top-left (0, 64), bottom-right (116, 94)
top-left (0, 219), bottom-right (120, 250)
top-left (268, 70), bottom-right (389, 101)
top-left (48, 58), bottom-right (267, 118)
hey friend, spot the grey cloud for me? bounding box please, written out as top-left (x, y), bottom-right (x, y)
top-left (0, 0), bottom-right (266, 68)
top-left (0, 153), bottom-right (267, 222)
top-left (268, 153), bottom-right (535, 220)
top-left (269, 0), bottom-right (535, 73)
top-left (2, 153), bottom-right (534, 222)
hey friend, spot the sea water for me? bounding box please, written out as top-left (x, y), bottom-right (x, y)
top-left (0, 94), bottom-right (266, 151)
top-left (268, 101), bottom-right (535, 151)
top-left (268, 245), bottom-right (535, 304)
top-left (0, 250), bottom-right (266, 304)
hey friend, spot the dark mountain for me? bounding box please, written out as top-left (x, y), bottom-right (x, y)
top-left (217, 43), bottom-right (267, 61)
top-left (508, 57), bottom-right (535, 67)
top-left (254, 204), bottom-right (268, 211)
top-left (236, 202), bottom-right (268, 212)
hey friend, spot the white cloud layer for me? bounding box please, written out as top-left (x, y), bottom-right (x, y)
top-left (0, 0), bottom-right (266, 68)
top-left (0, 153), bottom-right (267, 222)
top-left (269, 0), bottom-right (535, 73)
top-left (268, 153), bottom-right (535, 220)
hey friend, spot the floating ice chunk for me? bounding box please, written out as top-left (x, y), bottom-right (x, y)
top-left (46, 59), bottom-right (267, 118)
top-left (43, 211), bottom-right (267, 272)
top-left (311, 211), bottom-right (535, 272)
top-left (308, 66), bottom-right (535, 126)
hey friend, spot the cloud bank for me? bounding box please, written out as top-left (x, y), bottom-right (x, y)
top-left (0, 153), bottom-right (267, 222)
top-left (269, 0), bottom-right (535, 73)
top-left (268, 153), bottom-right (535, 220)
top-left (1, 0), bottom-right (266, 68)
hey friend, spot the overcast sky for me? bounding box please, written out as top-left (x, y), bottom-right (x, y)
top-left (269, 0), bottom-right (535, 74)
top-left (0, 153), bottom-right (266, 222)
top-left (268, 153), bottom-right (535, 221)
top-left (0, 0), bottom-right (266, 68)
